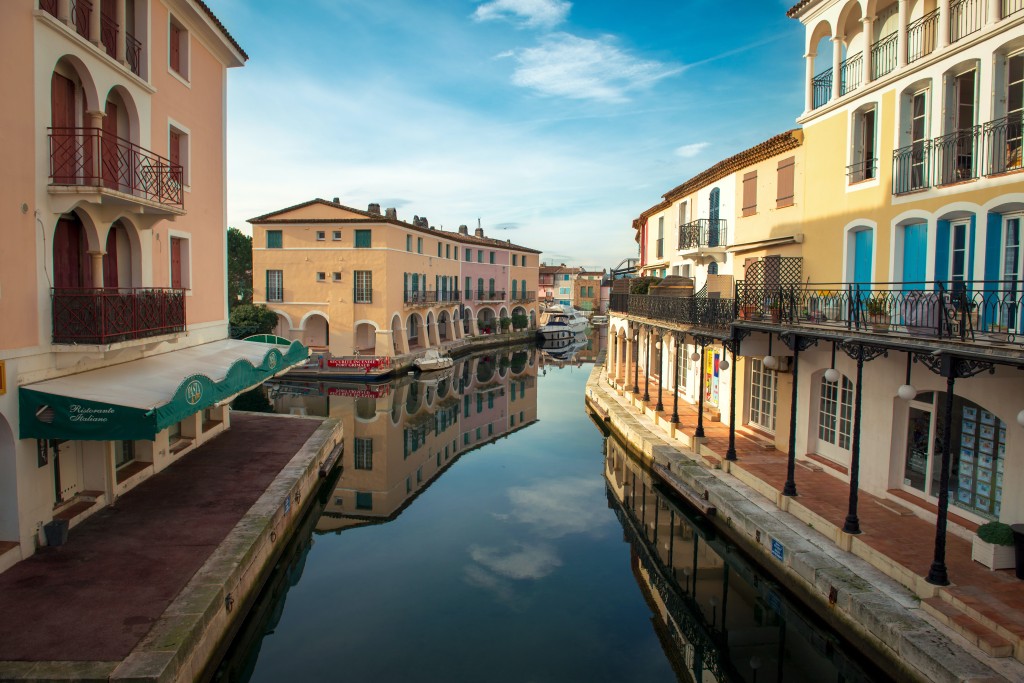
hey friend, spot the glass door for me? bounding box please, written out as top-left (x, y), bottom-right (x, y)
top-left (903, 403), bottom-right (934, 493)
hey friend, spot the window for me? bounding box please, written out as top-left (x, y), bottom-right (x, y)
top-left (168, 125), bottom-right (189, 187)
top-left (489, 251), bottom-right (495, 264)
top-left (465, 277), bottom-right (471, 298)
top-left (938, 68), bottom-right (977, 184)
top-left (951, 221), bottom-right (968, 283)
top-left (477, 278), bottom-right (484, 298)
top-left (446, 244), bottom-right (450, 259)
top-left (850, 106), bottom-right (877, 183)
top-left (522, 256), bottom-right (528, 267)
top-left (417, 237), bottom-right (423, 253)
top-left (748, 359), bottom-right (777, 432)
top-left (455, 247), bottom-right (459, 260)
top-left (818, 374), bottom-right (853, 450)
top-left (513, 254), bottom-right (518, 266)
top-left (355, 492), bottom-right (372, 510)
top-left (170, 236), bottom-right (189, 289)
top-left (332, 272), bottom-right (341, 281)
top-left (656, 217), bottom-right (664, 258)
top-left (266, 270), bottom-right (283, 302)
top-left (316, 231), bottom-right (325, 241)
top-left (477, 250), bottom-right (483, 263)
top-left (114, 440), bottom-right (135, 469)
top-left (332, 231), bottom-right (341, 241)
top-left (465, 249), bottom-right (471, 262)
top-left (353, 270), bottom-right (372, 303)
top-left (437, 243), bottom-right (442, 257)
top-left (168, 16), bottom-right (188, 80)
top-left (316, 272), bottom-right (325, 281)
top-left (407, 235), bottom-right (412, 251)
top-left (776, 156), bottom-right (795, 208)
top-left (676, 343), bottom-right (688, 392)
top-left (355, 230), bottom-right (371, 248)
top-left (266, 230), bottom-right (282, 249)
top-left (679, 200), bottom-right (689, 226)
top-left (488, 278), bottom-right (495, 297)
top-left (742, 171), bottom-right (757, 215)
top-left (354, 438), bottom-right (373, 470)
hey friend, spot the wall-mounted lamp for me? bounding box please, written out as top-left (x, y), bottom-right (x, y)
top-left (763, 334), bottom-right (777, 369)
top-left (824, 341), bottom-right (840, 383)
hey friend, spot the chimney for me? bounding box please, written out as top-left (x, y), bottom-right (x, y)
top-left (368, 203), bottom-right (380, 215)
top-left (332, 197), bottom-right (340, 204)
top-left (458, 225), bottom-right (468, 235)
top-left (421, 216), bottom-right (428, 228)
top-left (385, 208), bottom-right (397, 219)
top-left (474, 227), bottom-right (484, 237)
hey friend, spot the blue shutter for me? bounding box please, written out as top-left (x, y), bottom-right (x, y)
top-left (853, 229), bottom-right (873, 285)
top-left (982, 212), bottom-right (1003, 330)
top-left (903, 224), bottom-right (927, 288)
top-left (934, 220), bottom-right (951, 287)
top-left (967, 215), bottom-right (976, 284)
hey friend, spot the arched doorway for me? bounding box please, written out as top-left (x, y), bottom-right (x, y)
top-left (407, 313), bottom-right (423, 350)
top-left (354, 322), bottom-right (376, 354)
top-left (478, 308), bottom-right (496, 334)
top-left (303, 314), bottom-right (329, 348)
top-left (53, 214), bottom-right (92, 288)
top-left (438, 311), bottom-right (450, 341)
top-left (103, 221), bottom-right (133, 288)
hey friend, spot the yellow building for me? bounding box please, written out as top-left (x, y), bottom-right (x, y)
top-left (250, 199), bottom-right (542, 358)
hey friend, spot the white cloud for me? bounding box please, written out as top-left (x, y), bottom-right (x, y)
top-left (675, 142), bottom-right (710, 158)
top-left (507, 477), bottom-right (611, 538)
top-left (473, 0), bottom-right (571, 29)
top-left (508, 34), bottom-right (682, 103)
top-left (469, 542), bottom-right (562, 580)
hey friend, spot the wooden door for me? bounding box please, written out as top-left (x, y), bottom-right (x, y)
top-left (51, 73), bottom-right (76, 183)
top-left (170, 237), bottom-right (183, 289)
top-left (102, 101), bottom-right (119, 190)
top-left (54, 218), bottom-right (90, 289)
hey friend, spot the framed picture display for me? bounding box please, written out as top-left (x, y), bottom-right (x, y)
top-left (964, 406), bottom-right (978, 420)
top-left (963, 420), bottom-right (977, 435)
top-left (958, 488), bottom-right (973, 504)
top-left (961, 434), bottom-right (975, 449)
top-left (981, 410), bottom-right (996, 426)
top-left (960, 449), bottom-right (974, 464)
top-left (978, 482), bottom-right (991, 497)
top-left (979, 439), bottom-right (994, 455)
top-left (978, 468), bottom-right (992, 483)
top-left (979, 424), bottom-right (995, 440)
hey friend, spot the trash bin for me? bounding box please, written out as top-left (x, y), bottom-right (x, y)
top-left (43, 519), bottom-right (69, 547)
top-left (1011, 524), bottom-right (1024, 580)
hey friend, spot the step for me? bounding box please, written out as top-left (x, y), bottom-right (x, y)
top-left (922, 597), bottom-right (1014, 658)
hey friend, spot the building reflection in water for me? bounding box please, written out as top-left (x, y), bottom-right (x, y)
top-left (603, 436), bottom-right (893, 683)
top-left (266, 346), bottom-right (540, 532)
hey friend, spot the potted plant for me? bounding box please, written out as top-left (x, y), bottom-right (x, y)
top-left (973, 522), bottom-right (1016, 570)
top-left (865, 297), bottom-right (890, 332)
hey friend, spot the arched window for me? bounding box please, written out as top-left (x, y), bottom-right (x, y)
top-left (818, 374), bottom-right (853, 450)
top-left (488, 278), bottom-right (495, 297)
top-left (708, 262), bottom-right (719, 275)
top-left (708, 187), bottom-right (721, 246)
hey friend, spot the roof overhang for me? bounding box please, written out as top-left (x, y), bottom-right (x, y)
top-left (19, 338), bottom-right (307, 441)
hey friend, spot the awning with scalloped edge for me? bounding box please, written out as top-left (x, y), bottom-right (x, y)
top-left (19, 338), bottom-right (307, 441)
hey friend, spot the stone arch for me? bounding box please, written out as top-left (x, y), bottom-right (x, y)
top-left (477, 306), bottom-right (497, 334)
top-left (807, 18), bottom-right (835, 56)
top-left (437, 310), bottom-right (451, 342)
top-left (842, 218), bottom-right (877, 284)
top-left (52, 53), bottom-right (100, 113)
top-left (103, 84), bottom-right (142, 147)
top-left (405, 379), bottom-right (423, 415)
top-left (52, 211), bottom-right (96, 288)
top-left (837, 0), bottom-right (864, 47)
top-left (391, 313), bottom-right (408, 355)
top-left (354, 320), bottom-right (377, 354)
top-left (425, 310), bottom-right (438, 347)
top-left (271, 309), bottom-right (295, 335)
top-left (301, 313), bottom-right (329, 348)
top-left (406, 311), bottom-right (425, 350)
top-left (101, 219), bottom-right (135, 288)
top-left (106, 215), bottom-right (145, 287)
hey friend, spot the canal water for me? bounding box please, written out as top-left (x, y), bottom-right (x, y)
top-left (211, 345), bottom-right (893, 683)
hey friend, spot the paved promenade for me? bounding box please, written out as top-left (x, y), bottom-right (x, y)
top-left (589, 359), bottom-right (1024, 682)
top-left (0, 412), bottom-right (331, 680)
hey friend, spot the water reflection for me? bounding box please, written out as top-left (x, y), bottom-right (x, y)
top-left (605, 436), bottom-right (893, 683)
top-left (265, 345), bottom-right (540, 531)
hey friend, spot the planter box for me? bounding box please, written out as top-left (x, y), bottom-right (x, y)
top-left (972, 536), bottom-right (1015, 570)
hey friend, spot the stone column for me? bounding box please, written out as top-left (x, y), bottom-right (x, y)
top-left (89, 0), bottom-right (101, 46)
top-left (87, 110), bottom-right (104, 183)
top-left (115, 0), bottom-right (127, 64)
top-left (831, 36), bottom-right (844, 101)
top-left (88, 250), bottom-right (105, 288)
top-left (938, 0), bottom-right (951, 48)
top-left (862, 16), bottom-right (875, 85)
top-left (58, 0), bottom-right (70, 23)
top-left (989, 0), bottom-right (1002, 24)
top-left (805, 52), bottom-right (816, 112)
top-left (375, 329), bottom-right (392, 357)
top-left (897, 0), bottom-right (909, 68)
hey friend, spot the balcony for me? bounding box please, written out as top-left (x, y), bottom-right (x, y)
top-left (40, 0), bottom-right (145, 78)
top-left (950, 0), bottom-right (984, 43)
top-left (51, 287), bottom-right (186, 345)
top-left (983, 114), bottom-right (1024, 176)
top-left (892, 119), bottom-right (1020, 194)
top-left (403, 290), bottom-right (462, 307)
top-left (678, 219), bottom-right (728, 265)
top-left (464, 290), bottom-right (506, 303)
top-left (812, 67), bottom-right (832, 110)
top-left (871, 33), bottom-right (898, 79)
top-left (839, 52), bottom-right (863, 96)
top-left (906, 9), bottom-right (939, 64)
top-left (510, 291), bottom-right (537, 303)
top-left (1006, 0), bottom-right (1024, 18)
top-left (847, 157), bottom-right (878, 184)
top-left (934, 126), bottom-right (982, 186)
top-left (49, 127), bottom-right (183, 211)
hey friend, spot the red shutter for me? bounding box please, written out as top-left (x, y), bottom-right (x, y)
top-left (169, 130), bottom-right (181, 167)
top-left (51, 74), bottom-right (77, 183)
top-left (102, 101), bottom-right (118, 189)
top-left (170, 237), bottom-right (183, 289)
top-left (54, 218), bottom-right (91, 288)
top-left (103, 228), bottom-right (119, 288)
top-left (169, 23), bottom-right (181, 74)
top-left (742, 171), bottom-right (757, 216)
top-left (777, 157), bottom-right (795, 208)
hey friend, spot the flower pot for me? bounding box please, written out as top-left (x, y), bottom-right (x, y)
top-left (740, 304), bottom-right (757, 320)
top-left (44, 519), bottom-right (69, 547)
top-left (972, 535), bottom-right (1016, 570)
top-left (868, 313), bottom-right (889, 332)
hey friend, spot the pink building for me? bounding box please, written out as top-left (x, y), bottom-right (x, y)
top-left (0, 1), bottom-right (300, 571)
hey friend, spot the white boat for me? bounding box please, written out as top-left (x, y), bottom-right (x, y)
top-left (414, 348), bottom-right (454, 371)
top-left (536, 305), bottom-right (589, 341)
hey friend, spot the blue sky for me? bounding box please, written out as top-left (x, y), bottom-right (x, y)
top-left (215, 0), bottom-right (805, 268)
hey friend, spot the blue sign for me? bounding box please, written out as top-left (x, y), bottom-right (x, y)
top-left (771, 538), bottom-right (784, 561)
top-left (284, 495), bottom-right (291, 515)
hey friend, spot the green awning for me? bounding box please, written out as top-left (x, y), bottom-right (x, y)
top-left (19, 338), bottom-right (307, 441)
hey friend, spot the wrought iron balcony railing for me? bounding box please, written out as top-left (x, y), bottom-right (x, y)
top-left (403, 290), bottom-right (462, 306)
top-left (1005, 0), bottom-right (1024, 18)
top-left (934, 126), bottom-right (982, 186)
top-left (49, 127), bottom-right (184, 209)
top-left (100, 11), bottom-right (117, 59)
top-left (126, 31), bottom-right (142, 77)
top-left (678, 219), bottom-right (727, 250)
top-left (871, 33), bottom-right (898, 79)
top-left (510, 291), bottom-right (537, 303)
top-left (463, 290), bottom-right (506, 302)
top-left (622, 294), bottom-right (735, 332)
top-left (51, 287), bottom-right (186, 344)
top-left (906, 9), bottom-right (939, 64)
top-left (847, 157), bottom-right (877, 183)
top-left (71, 0), bottom-right (91, 40)
top-left (812, 67), bottom-right (832, 109)
top-left (950, 0), bottom-right (984, 43)
top-left (840, 52), bottom-right (863, 96)
top-left (983, 114), bottom-right (1024, 176)
top-left (40, 0), bottom-right (58, 18)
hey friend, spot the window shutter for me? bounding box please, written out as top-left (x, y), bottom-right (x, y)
top-left (742, 171), bottom-right (757, 216)
top-left (169, 130), bottom-right (181, 168)
top-left (170, 23), bottom-right (181, 73)
top-left (776, 157), bottom-right (795, 208)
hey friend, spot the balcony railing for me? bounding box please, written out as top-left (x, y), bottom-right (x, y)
top-left (840, 52), bottom-right (863, 96)
top-left (812, 67), bottom-right (832, 109)
top-left (40, 0), bottom-right (58, 18)
top-left (950, 0), bottom-right (984, 43)
top-left (871, 33), bottom-right (898, 79)
top-left (510, 291), bottom-right (536, 303)
top-left (463, 290), bottom-right (506, 302)
top-left (1005, 0), bottom-right (1024, 18)
top-left (907, 9), bottom-right (939, 64)
top-left (100, 12), bottom-right (117, 59)
top-left (892, 141), bottom-right (931, 194)
top-left (611, 280), bottom-right (1024, 346)
top-left (403, 290), bottom-right (462, 306)
top-left (678, 219), bottom-right (727, 250)
top-left (51, 287), bottom-right (186, 344)
top-left (49, 127), bottom-right (184, 209)
top-left (71, 0), bottom-right (91, 40)
top-left (983, 114), bottom-right (1024, 176)
top-left (847, 157), bottom-right (877, 183)
top-left (126, 31), bottom-right (142, 77)
top-left (935, 126), bottom-right (982, 186)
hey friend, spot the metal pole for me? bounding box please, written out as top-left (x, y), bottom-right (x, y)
top-left (633, 330), bottom-right (640, 393)
top-left (783, 338), bottom-right (801, 497)
top-left (843, 346), bottom-right (866, 534)
top-left (643, 328), bottom-right (651, 402)
top-left (726, 336), bottom-right (741, 461)
top-left (656, 335), bottom-right (664, 411)
top-left (695, 343), bottom-right (706, 438)
top-left (927, 361), bottom-right (957, 586)
top-left (672, 336), bottom-right (680, 424)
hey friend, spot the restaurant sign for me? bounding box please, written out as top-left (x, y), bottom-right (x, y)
top-left (324, 357), bottom-right (392, 369)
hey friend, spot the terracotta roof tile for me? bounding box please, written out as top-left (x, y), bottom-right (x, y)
top-left (193, 0), bottom-right (248, 60)
top-left (787, 0), bottom-right (816, 18)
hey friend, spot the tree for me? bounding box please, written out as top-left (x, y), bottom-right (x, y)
top-left (630, 276), bottom-right (662, 295)
top-left (229, 304), bottom-right (278, 339)
top-left (227, 227), bottom-right (252, 307)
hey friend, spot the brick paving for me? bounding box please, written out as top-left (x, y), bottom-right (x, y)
top-left (608, 361), bottom-right (1024, 643)
top-left (0, 413), bottom-right (321, 662)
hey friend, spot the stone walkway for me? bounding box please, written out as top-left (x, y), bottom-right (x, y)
top-left (0, 412), bottom-right (322, 663)
top-left (607, 360), bottom-right (1024, 664)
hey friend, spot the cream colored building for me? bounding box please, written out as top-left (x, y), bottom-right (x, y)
top-left (250, 199), bottom-right (542, 358)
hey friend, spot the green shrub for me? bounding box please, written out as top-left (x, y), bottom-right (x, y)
top-left (511, 313), bottom-right (529, 330)
top-left (629, 277), bottom-right (662, 295)
top-left (229, 304), bottom-right (278, 339)
top-left (978, 521), bottom-right (1014, 546)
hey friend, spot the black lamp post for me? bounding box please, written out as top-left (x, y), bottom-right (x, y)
top-left (672, 335), bottom-right (681, 424)
top-left (725, 335), bottom-right (742, 461)
top-left (656, 337), bottom-right (664, 412)
top-left (632, 328), bottom-right (640, 393)
top-left (643, 327), bottom-right (651, 402)
top-left (695, 341), bottom-right (706, 438)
